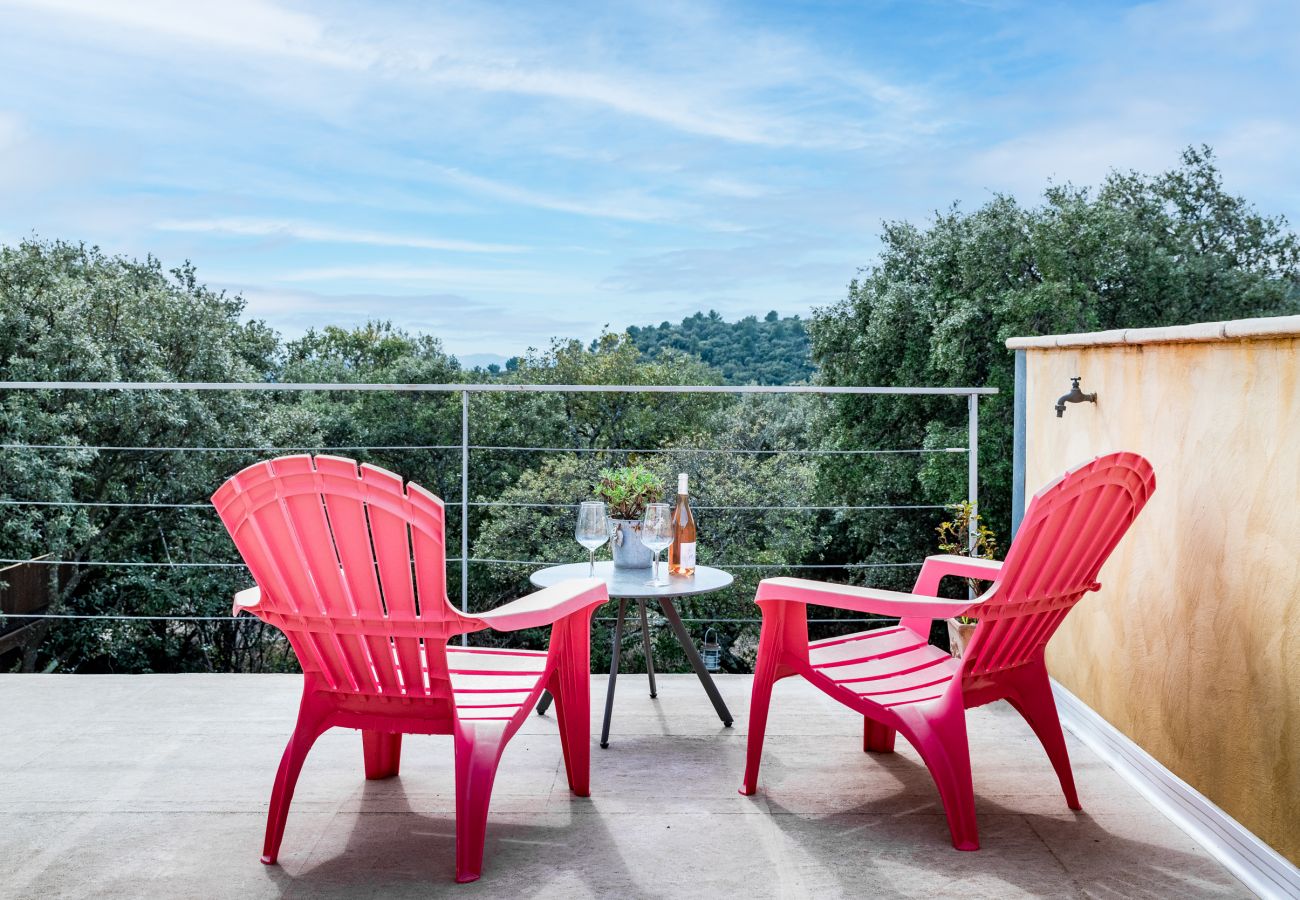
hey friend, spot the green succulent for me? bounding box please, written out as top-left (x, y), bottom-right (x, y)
top-left (595, 465), bottom-right (665, 520)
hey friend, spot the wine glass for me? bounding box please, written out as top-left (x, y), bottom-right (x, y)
top-left (640, 502), bottom-right (673, 587)
top-left (575, 501), bottom-right (610, 577)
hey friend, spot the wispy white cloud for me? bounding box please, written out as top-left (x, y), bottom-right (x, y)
top-left (154, 217), bottom-right (527, 253)
top-left (420, 63), bottom-right (822, 148)
top-left (0, 0), bottom-right (930, 149)
top-left (2, 0), bottom-right (363, 67)
top-left (267, 262), bottom-right (598, 297)
top-left (221, 285), bottom-right (590, 349)
top-left (963, 122), bottom-right (1182, 197)
top-left (429, 166), bottom-right (690, 224)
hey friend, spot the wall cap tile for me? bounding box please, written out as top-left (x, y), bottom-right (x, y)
top-left (1006, 315), bottom-right (1300, 350)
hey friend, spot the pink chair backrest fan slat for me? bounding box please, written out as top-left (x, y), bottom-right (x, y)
top-left (212, 454), bottom-right (472, 699)
top-left (960, 452), bottom-right (1156, 677)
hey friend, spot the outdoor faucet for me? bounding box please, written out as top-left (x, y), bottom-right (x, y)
top-left (1055, 377), bottom-right (1097, 417)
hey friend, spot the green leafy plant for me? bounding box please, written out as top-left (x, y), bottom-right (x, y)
top-left (595, 465), bottom-right (665, 520)
top-left (936, 501), bottom-right (998, 623)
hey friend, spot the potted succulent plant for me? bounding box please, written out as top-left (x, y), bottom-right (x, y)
top-left (595, 465), bottom-right (664, 569)
top-left (936, 501), bottom-right (999, 659)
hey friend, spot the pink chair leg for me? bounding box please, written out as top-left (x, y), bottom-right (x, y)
top-left (740, 600), bottom-right (807, 796)
top-left (1004, 657), bottom-right (1080, 810)
top-left (362, 730), bottom-right (402, 780)
top-left (739, 657), bottom-right (776, 796)
top-left (900, 703), bottom-right (979, 851)
top-left (548, 613), bottom-right (593, 796)
top-left (863, 718), bottom-right (896, 753)
top-left (453, 725), bottom-right (507, 884)
top-left (740, 616), bottom-right (788, 795)
top-left (262, 693), bottom-right (331, 865)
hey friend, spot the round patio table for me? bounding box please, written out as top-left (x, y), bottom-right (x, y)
top-left (530, 561), bottom-right (734, 748)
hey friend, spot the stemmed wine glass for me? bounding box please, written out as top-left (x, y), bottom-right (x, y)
top-left (575, 501), bottom-right (610, 577)
top-left (640, 502), bottom-right (673, 587)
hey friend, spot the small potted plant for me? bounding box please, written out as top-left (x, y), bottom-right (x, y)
top-left (595, 465), bottom-right (664, 569)
top-left (936, 501), bottom-right (998, 659)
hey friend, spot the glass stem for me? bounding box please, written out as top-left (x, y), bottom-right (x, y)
top-left (654, 553), bottom-right (660, 584)
top-left (589, 548), bottom-right (596, 577)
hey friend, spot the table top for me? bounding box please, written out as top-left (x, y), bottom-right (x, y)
top-left (529, 561), bottom-right (734, 600)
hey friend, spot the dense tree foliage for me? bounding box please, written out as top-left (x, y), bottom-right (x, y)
top-left (810, 146), bottom-right (1300, 593)
top-left (279, 322), bottom-right (465, 500)
top-left (4, 147), bottom-right (1296, 674)
top-left (0, 240), bottom-right (305, 672)
top-left (469, 394), bottom-right (827, 673)
top-left (627, 310), bottom-right (813, 384)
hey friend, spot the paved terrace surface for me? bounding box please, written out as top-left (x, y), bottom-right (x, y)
top-left (0, 674), bottom-right (1247, 899)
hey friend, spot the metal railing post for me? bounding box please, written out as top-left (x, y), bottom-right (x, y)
top-left (967, 392), bottom-right (979, 598)
top-left (461, 389), bottom-right (470, 645)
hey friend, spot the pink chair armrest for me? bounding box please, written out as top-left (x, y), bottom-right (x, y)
top-left (913, 554), bottom-right (1003, 597)
top-left (232, 586), bottom-right (261, 617)
top-left (473, 578), bottom-right (609, 632)
top-left (755, 576), bottom-right (973, 620)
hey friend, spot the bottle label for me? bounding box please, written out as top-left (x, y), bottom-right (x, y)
top-left (679, 542), bottom-right (696, 568)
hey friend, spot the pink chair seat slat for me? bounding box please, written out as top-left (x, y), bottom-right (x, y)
top-left (808, 624), bottom-right (908, 650)
top-left (812, 640), bottom-right (954, 685)
top-left (808, 627), bottom-right (929, 668)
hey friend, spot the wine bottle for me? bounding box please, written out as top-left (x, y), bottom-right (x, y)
top-left (669, 473), bottom-right (696, 577)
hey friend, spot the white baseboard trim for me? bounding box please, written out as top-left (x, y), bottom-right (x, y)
top-left (1052, 679), bottom-right (1299, 900)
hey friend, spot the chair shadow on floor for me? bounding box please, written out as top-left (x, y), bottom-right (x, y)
top-left (758, 751), bottom-right (1246, 899)
top-left (260, 774), bottom-right (646, 898)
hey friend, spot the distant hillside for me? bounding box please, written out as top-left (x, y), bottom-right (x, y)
top-left (627, 310), bottom-right (813, 385)
top-left (459, 352), bottom-right (511, 371)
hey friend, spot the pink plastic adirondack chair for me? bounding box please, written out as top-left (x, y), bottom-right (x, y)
top-left (212, 455), bottom-right (608, 883)
top-left (740, 452), bottom-right (1155, 850)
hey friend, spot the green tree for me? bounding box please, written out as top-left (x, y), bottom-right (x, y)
top-left (465, 332), bottom-right (726, 504)
top-left (810, 146), bottom-right (1300, 593)
top-left (470, 393), bottom-right (828, 672)
top-left (279, 322), bottom-right (464, 499)
top-left (627, 310), bottom-right (813, 384)
top-left (0, 239), bottom-right (306, 672)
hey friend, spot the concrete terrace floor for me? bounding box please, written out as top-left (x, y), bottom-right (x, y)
top-left (0, 674), bottom-right (1248, 899)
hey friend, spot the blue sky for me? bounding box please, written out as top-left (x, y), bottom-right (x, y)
top-left (1, 0), bottom-right (1297, 360)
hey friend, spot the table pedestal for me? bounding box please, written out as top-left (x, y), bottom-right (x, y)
top-left (529, 561), bottom-right (735, 748)
top-left (534, 595), bottom-right (733, 746)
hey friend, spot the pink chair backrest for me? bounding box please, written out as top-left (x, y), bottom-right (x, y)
top-left (213, 454), bottom-right (474, 700)
top-left (960, 452), bottom-right (1156, 678)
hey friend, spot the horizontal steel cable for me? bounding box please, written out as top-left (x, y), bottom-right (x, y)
top-left (0, 557), bottom-right (921, 570)
top-left (472, 502), bottom-right (942, 511)
top-left (0, 442), bottom-right (960, 456)
top-left (0, 443), bottom-right (460, 452)
top-left (0, 500), bottom-right (215, 509)
top-left (468, 445), bottom-right (965, 455)
top-left (0, 612), bottom-right (895, 624)
top-left (0, 558), bottom-right (246, 568)
top-left (0, 499), bottom-right (942, 512)
top-left (466, 558), bottom-right (921, 569)
top-left (0, 380), bottom-right (997, 395)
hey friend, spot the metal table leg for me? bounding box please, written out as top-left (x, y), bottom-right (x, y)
top-left (600, 599), bottom-right (628, 749)
top-left (637, 599), bottom-right (657, 699)
top-left (658, 598), bottom-right (732, 727)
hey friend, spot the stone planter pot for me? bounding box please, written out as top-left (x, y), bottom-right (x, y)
top-left (610, 518), bottom-right (653, 569)
top-left (947, 618), bottom-right (977, 659)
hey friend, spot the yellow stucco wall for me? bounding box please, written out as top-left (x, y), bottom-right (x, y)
top-left (1018, 329), bottom-right (1299, 864)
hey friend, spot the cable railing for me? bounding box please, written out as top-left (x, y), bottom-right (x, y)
top-left (0, 380), bottom-right (994, 639)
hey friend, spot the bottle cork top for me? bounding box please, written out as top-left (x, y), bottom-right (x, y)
top-left (678, 473), bottom-right (688, 494)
